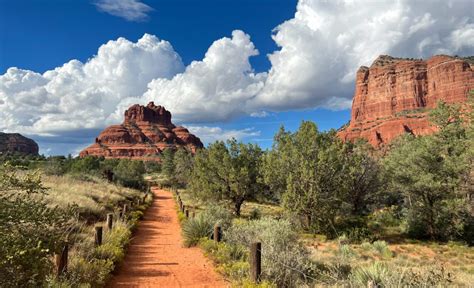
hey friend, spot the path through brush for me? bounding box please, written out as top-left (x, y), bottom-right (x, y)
top-left (107, 188), bottom-right (227, 288)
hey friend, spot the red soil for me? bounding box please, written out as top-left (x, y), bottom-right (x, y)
top-left (107, 188), bottom-right (228, 288)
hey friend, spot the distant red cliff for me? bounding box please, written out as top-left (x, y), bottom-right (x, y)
top-left (338, 55), bottom-right (474, 147)
top-left (80, 102), bottom-right (203, 161)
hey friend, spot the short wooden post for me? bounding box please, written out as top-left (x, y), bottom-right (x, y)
top-left (182, 204), bottom-right (186, 213)
top-left (250, 242), bottom-right (261, 283)
top-left (122, 204), bottom-right (128, 218)
top-left (192, 210), bottom-right (196, 218)
top-left (213, 224), bottom-right (221, 243)
top-left (95, 226), bottom-right (103, 246)
top-left (143, 193), bottom-right (147, 203)
top-left (55, 241), bottom-right (68, 277)
top-left (106, 213), bottom-right (113, 230)
top-left (185, 209), bottom-right (189, 218)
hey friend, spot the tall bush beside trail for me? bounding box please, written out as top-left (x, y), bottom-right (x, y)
top-left (70, 155), bottom-right (102, 174)
top-left (268, 121), bottom-right (381, 236)
top-left (162, 148), bottom-right (175, 178)
top-left (189, 139), bottom-right (264, 216)
top-left (113, 159), bottom-right (146, 189)
top-left (174, 148), bottom-right (194, 187)
top-left (0, 164), bottom-right (74, 287)
top-left (225, 218), bottom-right (315, 287)
top-left (383, 101), bottom-right (473, 241)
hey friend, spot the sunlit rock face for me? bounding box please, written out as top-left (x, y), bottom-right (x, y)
top-left (80, 102), bottom-right (203, 161)
top-left (338, 55), bottom-right (474, 147)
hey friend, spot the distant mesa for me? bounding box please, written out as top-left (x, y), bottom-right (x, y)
top-left (80, 102), bottom-right (203, 161)
top-left (0, 132), bottom-right (39, 156)
top-left (338, 55), bottom-right (474, 147)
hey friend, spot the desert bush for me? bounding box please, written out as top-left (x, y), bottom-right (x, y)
top-left (113, 159), bottom-right (146, 189)
top-left (182, 205), bottom-right (233, 247)
top-left (0, 164), bottom-right (74, 287)
top-left (225, 218), bottom-right (315, 287)
top-left (350, 262), bottom-right (390, 287)
top-left (372, 241), bottom-right (393, 258)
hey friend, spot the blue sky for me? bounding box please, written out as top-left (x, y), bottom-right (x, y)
top-left (1, 0), bottom-right (473, 155)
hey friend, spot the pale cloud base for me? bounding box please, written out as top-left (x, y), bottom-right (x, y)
top-left (95, 0), bottom-right (153, 22)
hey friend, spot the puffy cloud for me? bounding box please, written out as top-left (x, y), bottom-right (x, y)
top-left (0, 34), bottom-right (184, 135)
top-left (253, 0), bottom-right (474, 110)
top-left (94, 0), bottom-right (153, 22)
top-left (187, 126), bottom-right (260, 144)
top-left (137, 30), bottom-right (267, 122)
top-left (1, 0), bottom-right (473, 155)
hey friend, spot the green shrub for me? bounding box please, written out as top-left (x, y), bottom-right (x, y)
top-left (338, 244), bottom-right (356, 259)
top-left (249, 207), bottom-right (261, 220)
top-left (0, 165), bottom-right (74, 287)
top-left (225, 218), bottom-right (315, 287)
top-left (113, 159), bottom-right (146, 189)
top-left (372, 241), bottom-right (393, 258)
top-left (182, 215), bottom-right (214, 247)
top-left (350, 262), bottom-right (390, 287)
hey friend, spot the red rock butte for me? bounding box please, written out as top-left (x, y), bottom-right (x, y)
top-left (80, 102), bottom-right (203, 161)
top-left (338, 55), bottom-right (474, 147)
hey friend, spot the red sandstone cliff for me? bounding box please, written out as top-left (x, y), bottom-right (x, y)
top-left (338, 55), bottom-right (474, 147)
top-left (80, 102), bottom-right (203, 160)
top-left (0, 132), bottom-right (39, 155)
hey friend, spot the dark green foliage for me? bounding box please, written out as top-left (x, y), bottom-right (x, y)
top-left (161, 148), bottom-right (175, 177)
top-left (174, 148), bottom-right (193, 186)
top-left (190, 139), bottom-right (264, 216)
top-left (383, 101), bottom-right (473, 241)
top-left (263, 121), bottom-right (381, 236)
top-left (70, 155), bottom-right (102, 174)
top-left (0, 164), bottom-right (74, 287)
top-left (113, 159), bottom-right (146, 189)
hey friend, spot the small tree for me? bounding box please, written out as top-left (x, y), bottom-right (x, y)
top-left (174, 148), bottom-right (193, 186)
top-left (113, 159), bottom-right (146, 189)
top-left (161, 148), bottom-right (175, 178)
top-left (383, 101), bottom-right (472, 240)
top-left (190, 139), bottom-right (263, 216)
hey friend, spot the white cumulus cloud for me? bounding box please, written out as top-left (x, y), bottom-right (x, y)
top-left (253, 0), bottom-right (474, 111)
top-left (0, 34), bottom-right (184, 135)
top-left (95, 0), bottom-right (153, 22)
top-left (187, 126), bottom-right (260, 144)
top-left (137, 30), bottom-right (267, 122)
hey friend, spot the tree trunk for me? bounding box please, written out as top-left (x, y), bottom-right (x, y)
top-left (233, 198), bottom-right (244, 216)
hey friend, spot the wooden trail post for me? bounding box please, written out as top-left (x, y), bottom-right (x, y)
top-left (250, 242), bottom-right (261, 283)
top-left (182, 204), bottom-right (186, 213)
top-left (143, 193), bottom-right (147, 203)
top-left (192, 210), bottom-right (196, 218)
top-left (122, 204), bottom-right (128, 218)
top-left (213, 224), bottom-right (221, 243)
top-left (55, 242), bottom-right (68, 277)
top-left (106, 213), bottom-right (113, 230)
top-left (95, 226), bottom-right (103, 246)
top-left (185, 209), bottom-right (189, 218)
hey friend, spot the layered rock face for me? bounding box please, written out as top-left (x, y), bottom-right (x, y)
top-left (80, 102), bottom-right (203, 160)
top-left (0, 133), bottom-right (39, 155)
top-left (338, 55), bottom-right (474, 147)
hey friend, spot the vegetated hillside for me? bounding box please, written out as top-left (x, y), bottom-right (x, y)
top-left (338, 55), bottom-right (474, 147)
top-left (80, 102), bottom-right (203, 161)
top-left (0, 132), bottom-right (39, 155)
top-left (0, 156), bottom-right (154, 287)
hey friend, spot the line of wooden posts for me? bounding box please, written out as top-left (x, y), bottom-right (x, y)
top-left (172, 187), bottom-right (262, 283)
top-left (55, 185), bottom-right (152, 278)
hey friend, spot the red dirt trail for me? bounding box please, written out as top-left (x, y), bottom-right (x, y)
top-left (107, 188), bottom-right (228, 288)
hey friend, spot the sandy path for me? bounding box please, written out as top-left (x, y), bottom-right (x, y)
top-left (107, 188), bottom-right (228, 288)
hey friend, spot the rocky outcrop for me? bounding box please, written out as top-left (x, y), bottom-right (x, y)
top-left (80, 102), bottom-right (203, 160)
top-left (338, 55), bottom-right (474, 147)
top-left (0, 133), bottom-right (39, 155)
